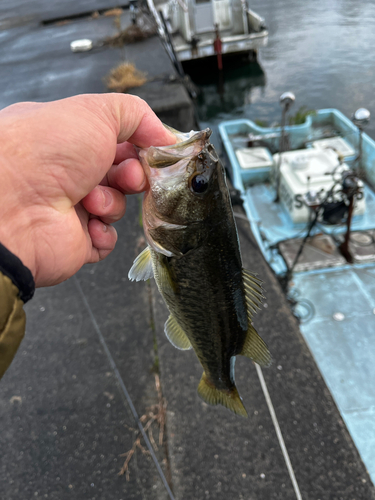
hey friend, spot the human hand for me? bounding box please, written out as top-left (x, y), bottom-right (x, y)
top-left (0, 94), bottom-right (175, 287)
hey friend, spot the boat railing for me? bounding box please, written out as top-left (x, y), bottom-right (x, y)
top-left (248, 132), bottom-right (280, 141)
top-left (220, 109), bottom-right (373, 171)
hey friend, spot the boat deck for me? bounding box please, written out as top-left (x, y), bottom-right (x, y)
top-left (244, 183), bottom-right (375, 271)
top-left (291, 265), bottom-right (375, 480)
top-left (242, 171), bottom-right (375, 486)
top-left (172, 30), bottom-right (268, 60)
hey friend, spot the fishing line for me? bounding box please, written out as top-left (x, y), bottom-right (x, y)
top-left (255, 364), bottom-right (303, 500)
top-left (233, 211), bottom-right (261, 224)
top-left (74, 276), bottom-right (176, 500)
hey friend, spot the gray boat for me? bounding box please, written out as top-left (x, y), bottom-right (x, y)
top-left (148, 0), bottom-right (268, 67)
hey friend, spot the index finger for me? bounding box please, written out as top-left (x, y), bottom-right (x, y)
top-left (114, 142), bottom-right (138, 165)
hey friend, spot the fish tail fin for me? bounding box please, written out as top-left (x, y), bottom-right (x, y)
top-left (197, 372), bottom-right (248, 418)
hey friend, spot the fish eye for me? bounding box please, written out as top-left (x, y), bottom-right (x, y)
top-left (190, 173), bottom-right (208, 194)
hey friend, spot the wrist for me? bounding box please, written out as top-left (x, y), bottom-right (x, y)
top-left (0, 214), bottom-right (37, 283)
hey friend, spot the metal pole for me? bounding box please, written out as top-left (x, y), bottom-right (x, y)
top-left (352, 107), bottom-right (370, 180)
top-left (274, 92), bottom-right (295, 202)
top-left (159, 10), bottom-right (186, 79)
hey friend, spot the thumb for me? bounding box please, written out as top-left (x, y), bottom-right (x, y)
top-left (98, 93), bottom-right (176, 147)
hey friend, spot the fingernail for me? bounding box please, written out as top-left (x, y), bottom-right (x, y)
top-left (102, 189), bottom-right (112, 208)
top-left (103, 223), bottom-right (108, 232)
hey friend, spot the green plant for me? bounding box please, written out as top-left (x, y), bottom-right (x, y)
top-left (255, 119), bottom-right (268, 127)
top-left (288, 106), bottom-right (316, 125)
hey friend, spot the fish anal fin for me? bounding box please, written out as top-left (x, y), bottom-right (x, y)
top-left (164, 315), bottom-right (192, 350)
top-left (241, 324), bottom-right (272, 367)
top-left (128, 247), bottom-right (154, 282)
top-left (197, 373), bottom-right (248, 418)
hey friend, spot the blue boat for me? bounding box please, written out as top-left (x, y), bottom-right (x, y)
top-left (219, 100), bottom-right (375, 482)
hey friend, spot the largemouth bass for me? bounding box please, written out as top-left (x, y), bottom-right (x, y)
top-left (129, 127), bottom-right (271, 417)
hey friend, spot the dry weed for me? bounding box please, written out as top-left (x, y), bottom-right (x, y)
top-left (119, 374), bottom-right (167, 480)
top-left (103, 8), bottom-right (123, 17)
top-left (104, 25), bottom-right (149, 46)
top-left (105, 62), bottom-right (147, 93)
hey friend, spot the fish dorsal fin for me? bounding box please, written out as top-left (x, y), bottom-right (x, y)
top-left (197, 372), bottom-right (248, 418)
top-left (164, 314), bottom-right (192, 350)
top-left (242, 269), bottom-right (264, 316)
top-left (128, 247), bottom-right (154, 282)
top-left (241, 269), bottom-right (272, 367)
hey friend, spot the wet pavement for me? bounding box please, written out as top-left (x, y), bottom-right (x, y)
top-left (0, 1), bottom-right (374, 499)
top-left (0, 1), bottom-right (195, 129)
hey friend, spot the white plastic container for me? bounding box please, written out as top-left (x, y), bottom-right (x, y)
top-left (273, 148), bottom-right (365, 224)
top-left (235, 147), bottom-right (273, 170)
top-left (311, 136), bottom-right (355, 159)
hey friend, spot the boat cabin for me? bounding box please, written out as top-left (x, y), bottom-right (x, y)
top-left (154, 0), bottom-right (268, 62)
top-left (166, 0), bottom-right (265, 40)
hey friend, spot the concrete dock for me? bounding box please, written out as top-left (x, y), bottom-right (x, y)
top-left (0, 1), bottom-right (374, 499)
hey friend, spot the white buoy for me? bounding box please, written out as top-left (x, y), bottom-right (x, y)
top-left (70, 39), bottom-right (93, 52)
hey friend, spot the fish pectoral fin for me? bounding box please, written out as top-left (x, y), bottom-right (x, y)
top-left (242, 268), bottom-right (265, 316)
top-left (241, 324), bottom-right (272, 367)
top-left (164, 315), bottom-right (192, 350)
top-left (197, 373), bottom-right (248, 418)
top-left (128, 246), bottom-right (154, 282)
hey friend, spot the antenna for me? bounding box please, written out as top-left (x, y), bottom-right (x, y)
top-left (274, 92), bottom-right (295, 202)
top-left (352, 107), bottom-right (370, 179)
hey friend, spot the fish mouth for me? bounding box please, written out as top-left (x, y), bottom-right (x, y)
top-left (144, 128), bottom-right (212, 169)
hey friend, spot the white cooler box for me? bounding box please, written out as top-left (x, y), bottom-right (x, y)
top-left (311, 136), bottom-right (355, 159)
top-left (273, 148), bottom-right (365, 224)
top-left (235, 147), bottom-right (273, 183)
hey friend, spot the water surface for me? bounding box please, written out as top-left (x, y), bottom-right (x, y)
top-left (195, 0), bottom-right (375, 138)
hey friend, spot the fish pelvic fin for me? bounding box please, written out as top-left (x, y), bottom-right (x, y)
top-left (165, 315), bottom-right (192, 350)
top-left (197, 372), bottom-right (248, 418)
top-left (128, 246), bottom-right (154, 282)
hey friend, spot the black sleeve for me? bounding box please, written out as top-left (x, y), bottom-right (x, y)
top-left (0, 243), bottom-right (35, 303)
